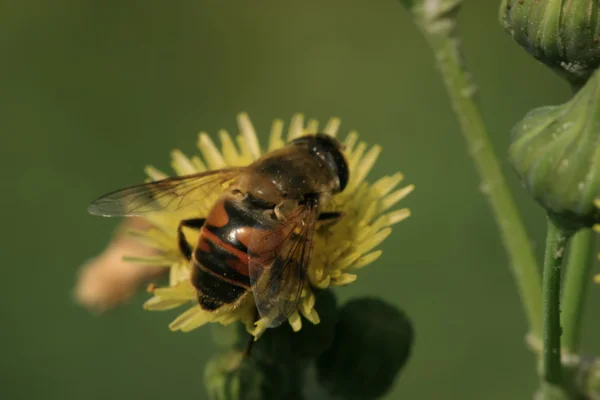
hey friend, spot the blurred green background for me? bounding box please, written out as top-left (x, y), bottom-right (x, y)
top-left (2, 1), bottom-right (599, 399)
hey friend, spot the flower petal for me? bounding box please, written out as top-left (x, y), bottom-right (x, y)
top-left (380, 184), bottom-right (415, 213)
top-left (331, 273), bottom-right (357, 286)
top-left (236, 112), bottom-right (261, 160)
top-left (170, 150), bottom-right (197, 176)
top-left (351, 250), bottom-right (382, 270)
top-left (354, 145), bottom-right (381, 185)
top-left (198, 133), bottom-right (226, 169)
top-left (287, 113), bottom-right (304, 141)
top-left (323, 117), bottom-right (341, 137)
top-left (218, 130), bottom-right (242, 165)
top-left (306, 118), bottom-right (319, 134)
top-left (169, 306), bottom-right (211, 332)
top-left (288, 310), bottom-right (302, 332)
top-left (268, 119), bottom-right (285, 151)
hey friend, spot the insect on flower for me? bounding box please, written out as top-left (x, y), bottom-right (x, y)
top-left (88, 133), bottom-right (349, 332)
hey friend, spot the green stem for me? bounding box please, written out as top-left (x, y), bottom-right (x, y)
top-left (561, 228), bottom-right (594, 355)
top-left (419, 21), bottom-right (543, 337)
top-left (541, 218), bottom-right (570, 387)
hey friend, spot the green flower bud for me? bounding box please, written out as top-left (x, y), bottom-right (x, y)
top-left (205, 291), bottom-right (340, 400)
top-left (204, 351), bottom-right (297, 400)
top-left (499, 0), bottom-right (600, 85)
top-left (534, 383), bottom-right (570, 400)
top-left (316, 298), bottom-right (414, 400)
top-left (509, 69), bottom-right (600, 230)
top-left (233, 290), bottom-right (338, 364)
top-left (575, 357), bottom-right (600, 399)
top-left (288, 289), bottom-right (338, 360)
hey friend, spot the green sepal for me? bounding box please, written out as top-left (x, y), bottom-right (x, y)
top-left (574, 357), bottom-right (600, 399)
top-left (204, 290), bottom-right (339, 400)
top-left (204, 351), bottom-right (297, 400)
top-left (233, 289), bottom-right (338, 364)
top-left (534, 383), bottom-right (571, 400)
top-left (316, 298), bottom-right (414, 400)
top-left (509, 69), bottom-right (600, 231)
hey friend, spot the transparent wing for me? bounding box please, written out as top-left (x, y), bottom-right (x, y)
top-left (247, 197), bottom-right (319, 328)
top-left (88, 168), bottom-right (244, 217)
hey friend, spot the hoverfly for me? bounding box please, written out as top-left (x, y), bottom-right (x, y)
top-left (88, 133), bottom-right (349, 330)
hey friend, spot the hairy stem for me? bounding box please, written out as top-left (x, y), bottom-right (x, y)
top-left (421, 26), bottom-right (543, 337)
top-left (541, 219), bottom-right (570, 387)
top-left (561, 228), bottom-right (594, 355)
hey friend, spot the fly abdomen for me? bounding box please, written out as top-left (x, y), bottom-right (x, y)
top-left (190, 196), bottom-right (275, 311)
top-left (191, 236), bottom-right (250, 310)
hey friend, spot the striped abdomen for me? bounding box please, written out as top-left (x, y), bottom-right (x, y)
top-left (191, 195), bottom-right (272, 311)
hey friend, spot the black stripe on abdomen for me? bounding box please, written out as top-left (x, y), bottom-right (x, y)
top-left (192, 263), bottom-right (247, 310)
top-left (194, 237), bottom-right (250, 286)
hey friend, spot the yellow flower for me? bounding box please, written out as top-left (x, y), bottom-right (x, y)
top-left (121, 112), bottom-right (414, 338)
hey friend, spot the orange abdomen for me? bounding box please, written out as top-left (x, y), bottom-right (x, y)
top-left (190, 196), bottom-right (276, 311)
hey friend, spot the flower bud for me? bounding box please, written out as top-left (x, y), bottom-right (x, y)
top-left (534, 383), bottom-right (570, 400)
top-left (204, 352), bottom-right (296, 400)
top-left (575, 356), bottom-right (600, 400)
top-left (509, 69), bottom-right (600, 230)
top-left (499, 0), bottom-right (600, 85)
top-left (232, 290), bottom-right (338, 364)
top-left (316, 298), bottom-right (414, 400)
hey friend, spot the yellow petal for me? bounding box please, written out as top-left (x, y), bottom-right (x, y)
top-left (354, 145), bottom-right (381, 186)
top-left (251, 318), bottom-right (269, 339)
top-left (312, 274), bottom-right (331, 289)
top-left (144, 165), bottom-right (168, 181)
top-left (218, 130), bottom-right (241, 165)
top-left (143, 296), bottom-right (189, 311)
top-left (153, 281), bottom-right (196, 300)
top-left (380, 184), bottom-right (415, 213)
top-left (169, 305), bottom-right (210, 331)
top-left (332, 273), bottom-right (357, 286)
top-left (168, 262), bottom-right (190, 285)
top-left (305, 118), bottom-right (319, 134)
top-left (287, 113), bottom-right (304, 141)
top-left (190, 155), bottom-right (207, 172)
top-left (268, 119), bottom-right (285, 151)
top-left (355, 227), bottom-right (392, 255)
top-left (301, 307), bottom-right (320, 325)
top-left (343, 131), bottom-right (358, 153)
top-left (351, 250), bottom-right (383, 270)
top-left (198, 133), bottom-right (226, 169)
top-left (170, 149), bottom-right (196, 176)
top-left (288, 310), bottom-right (302, 332)
top-left (122, 255), bottom-right (171, 265)
top-left (323, 117), bottom-right (341, 137)
top-left (236, 112), bottom-right (261, 160)
top-left (335, 252), bottom-right (362, 271)
top-left (371, 172), bottom-right (405, 197)
top-left (347, 141), bottom-right (366, 178)
top-left (301, 292), bottom-right (316, 315)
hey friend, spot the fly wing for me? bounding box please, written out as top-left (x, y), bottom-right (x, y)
top-left (247, 197), bottom-right (319, 328)
top-left (88, 168), bottom-right (244, 217)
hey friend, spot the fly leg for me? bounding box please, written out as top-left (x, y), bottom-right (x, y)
top-left (177, 218), bottom-right (206, 261)
top-left (243, 307), bottom-right (259, 358)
